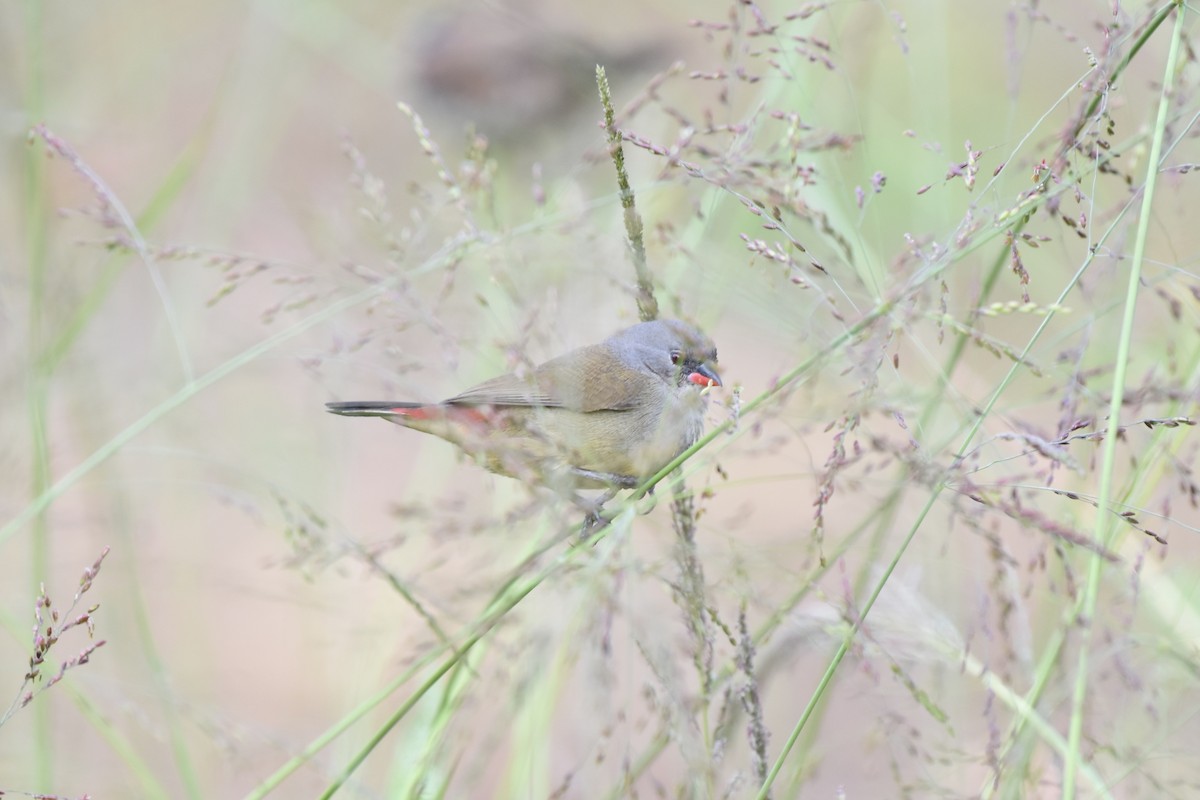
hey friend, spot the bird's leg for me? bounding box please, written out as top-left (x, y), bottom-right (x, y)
top-left (570, 469), bottom-right (640, 489)
top-left (568, 470), bottom-right (639, 541)
top-left (574, 488), bottom-right (617, 541)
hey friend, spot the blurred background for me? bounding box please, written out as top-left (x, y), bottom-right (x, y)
top-left (3, 0), bottom-right (1199, 797)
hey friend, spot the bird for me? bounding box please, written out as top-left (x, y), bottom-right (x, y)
top-left (326, 319), bottom-right (721, 494)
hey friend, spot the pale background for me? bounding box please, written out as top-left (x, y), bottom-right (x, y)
top-left (2, 1), bottom-right (1199, 798)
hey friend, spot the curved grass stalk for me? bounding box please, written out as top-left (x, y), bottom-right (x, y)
top-left (1062, 4), bottom-right (1187, 797)
top-left (0, 238), bottom-right (477, 547)
top-left (753, 5), bottom-right (1184, 796)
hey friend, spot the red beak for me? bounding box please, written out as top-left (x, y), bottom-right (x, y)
top-left (687, 365), bottom-right (722, 388)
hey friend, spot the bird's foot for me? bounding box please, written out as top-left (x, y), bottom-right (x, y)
top-left (574, 487), bottom-right (618, 542)
top-left (567, 473), bottom-right (655, 542)
top-left (579, 508), bottom-right (611, 541)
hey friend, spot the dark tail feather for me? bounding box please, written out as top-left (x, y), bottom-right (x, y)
top-left (325, 401), bottom-right (427, 418)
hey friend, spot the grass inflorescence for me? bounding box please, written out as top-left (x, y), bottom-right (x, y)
top-left (5, 1), bottom-right (1199, 798)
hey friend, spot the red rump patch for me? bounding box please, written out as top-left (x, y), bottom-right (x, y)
top-left (390, 405), bottom-right (434, 420)
top-left (393, 405), bottom-right (493, 426)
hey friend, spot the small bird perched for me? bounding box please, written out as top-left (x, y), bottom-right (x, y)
top-left (327, 319), bottom-right (721, 493)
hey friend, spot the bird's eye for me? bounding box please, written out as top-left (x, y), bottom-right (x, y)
top-left (670, 351), bottom-right (681, 365)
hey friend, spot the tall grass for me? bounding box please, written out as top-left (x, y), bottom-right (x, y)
top-left (4, 1), bottom-right (1199, 798)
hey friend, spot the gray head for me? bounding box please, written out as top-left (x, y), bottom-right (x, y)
top-left (606, 319), bottom-right (721, 388)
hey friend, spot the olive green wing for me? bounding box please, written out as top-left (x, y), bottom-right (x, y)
top-left (445, 345), bottom-right (643, 412)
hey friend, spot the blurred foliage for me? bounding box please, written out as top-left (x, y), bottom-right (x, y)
top-left (3, 1), bottom-right (1200, 798)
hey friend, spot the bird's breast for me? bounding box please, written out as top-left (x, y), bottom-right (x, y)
top-left (533, 386), bottom-right (707, 479)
